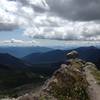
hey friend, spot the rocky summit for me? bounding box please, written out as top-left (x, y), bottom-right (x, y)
top-left (3, 51), bottom-right (100, 100)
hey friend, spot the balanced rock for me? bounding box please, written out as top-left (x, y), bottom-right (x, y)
top-left (67, 50), bottom-right (79, 59)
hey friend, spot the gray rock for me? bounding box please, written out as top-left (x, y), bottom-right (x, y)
top-left (67, 50), bottom-right (79, 59)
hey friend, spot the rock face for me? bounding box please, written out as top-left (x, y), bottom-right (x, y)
top-left (67, 50), bottom-right (79, 59)
top-left (38, 59), bottom-right (89, 100)
top-left (9, 51), bottom-right (91, 100)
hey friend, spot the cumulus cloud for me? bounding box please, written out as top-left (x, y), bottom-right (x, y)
top-left (22, 10), bottom-right (100, 41)
top-left (0, 0), bottom-right (100, 41)
top-left (0, 1), bottom-right (18, 30)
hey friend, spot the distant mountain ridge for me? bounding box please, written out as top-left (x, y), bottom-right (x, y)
top-left (22, 46), bottom-right (100, 69)
top-left (0, 53), bottom-right (31, 70)
top-left (22, 50), bottom-right (66, 64)
top-left (75, 46), bottom-right (100, 68)
top-left (0, 46), bottom-right (100, 75)
top-left (0, 46), bottom-right (53, 57)
top-left (0, 53), bottom-right (46, 94)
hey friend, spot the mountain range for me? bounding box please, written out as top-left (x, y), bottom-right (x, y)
top-left (0, 53), bottom-right (32, 70)
top-left (22, 46), bottom-right (100, 69)
top-left (0, 46), bottom-right (100, 75)
top-left (0, 46), bottom-right (100, 97)
top-left (0, 46), bottom-right (53, 57)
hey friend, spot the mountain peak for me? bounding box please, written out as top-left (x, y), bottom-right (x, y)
top-left (17, 51), bottom-right (92, 100)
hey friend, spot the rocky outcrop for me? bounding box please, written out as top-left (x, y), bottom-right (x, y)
top-left (6, 51), bottom-right (98, 100)
top-left (67, 50), bottom-right (79, 59)
top-left (37, 60), bottom-right (89, 100)
top-left (17, 51), bottom-right (91, 100)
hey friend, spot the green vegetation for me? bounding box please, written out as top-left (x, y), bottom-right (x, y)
top-left (49, 71), bottom-right (89, 100)
top-left (90, 67), bottom-right (100, 84)
top-left (39, 59), bottom-right (90, 100)
top-left (67, 59), bottom-right (85, 71)
top-left (0, 71), bottom-right (47, 98)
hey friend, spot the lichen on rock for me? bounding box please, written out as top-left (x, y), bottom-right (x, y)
top-left (40, 64), bottom-right (89, 100)
top-left (36, 51), bottom-right (90, 100)
top-left (16, 51), bottom-right (90, 100)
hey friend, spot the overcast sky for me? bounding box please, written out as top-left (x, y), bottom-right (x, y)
top-left (0, 0), bottom-right (100, 46)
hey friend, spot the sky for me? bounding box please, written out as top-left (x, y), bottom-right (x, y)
top-left (0, 0), bottom-right (100, 46)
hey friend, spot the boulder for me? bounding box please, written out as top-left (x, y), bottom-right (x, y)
top-left (67, 50), bottom-right (79, 59)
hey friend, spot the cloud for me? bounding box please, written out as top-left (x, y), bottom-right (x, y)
top-left (1, 38), bottom-right (39, 45)
top-left (2, 39), bottom-right (24, 43)
top-left (24, 15), bottom-right (100, 40)
top-left (0, 0), bottom-right (19, 31)
top-left (46, 0), bottom-right (100, 21)
top-left (0, 0), bottom-right (100, 41)
top-left (0, 23), bottom-right (18, 31)
top-left (0, 0), bottom-right (49, 30)
top-left (16, 0), bottom-right (50, 12)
